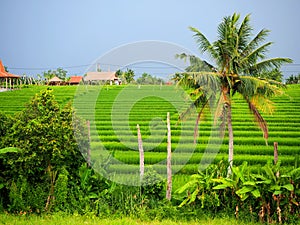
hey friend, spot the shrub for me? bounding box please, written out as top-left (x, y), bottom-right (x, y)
top-left (0, 89), bottom-right (88, 213)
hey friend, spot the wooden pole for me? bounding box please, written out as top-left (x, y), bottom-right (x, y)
top-left (166, 112), bottom-right (172, 201)
top-left (137, 124), bottom-right (144, 179)
top-left (87, 120), bottom-right (91, 167)
top-left (274, 142), bottom-right (278, 165)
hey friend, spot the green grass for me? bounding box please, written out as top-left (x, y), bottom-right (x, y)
top-left (0, 84), bottom-right (300, 178)
top-left (0, 213), bottom-right (262, 225)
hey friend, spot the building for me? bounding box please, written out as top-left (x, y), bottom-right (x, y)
top-left (48, 76), bottom-right (63, 85)
top-left (68, 76), bottom-right (83, 85)
top-left (0, 60), bottom-right (20, 90)
top-left (83, 71), bottom-right (121, 85)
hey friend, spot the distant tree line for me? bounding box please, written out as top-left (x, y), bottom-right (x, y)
top-left (286, 73), bottom-right (300, 84)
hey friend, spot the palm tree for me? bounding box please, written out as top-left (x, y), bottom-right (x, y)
top-left (175, 13), bottom-right (292, 174)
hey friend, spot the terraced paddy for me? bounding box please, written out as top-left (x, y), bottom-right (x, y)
top-left (0, 84), bottom-right (299, 189)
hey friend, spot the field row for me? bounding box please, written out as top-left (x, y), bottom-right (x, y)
top-left (0, 85), bottom-right (299, 176)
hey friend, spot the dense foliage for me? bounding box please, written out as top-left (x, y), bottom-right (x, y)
top-left (136, 73), bottom-right (165, 85)
top-left (0, 86), bottom-right (299, 224)
top-left (176, 160), bottom-right (300, 224)
top-left (0, 89), bottom-right (88, 212)
top-left (286, 73), bottom-right (300, 84)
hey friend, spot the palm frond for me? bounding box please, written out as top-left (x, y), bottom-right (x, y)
top-left (237, 76), bottom-right (283, 100)
top-left (242, 29), bottom-right (270, 55)
top-left (175, 53), bottom-right (214, 72)
top-left (179, 90), bottom-right (206, 121)
top-left (237, 14), bottom-right (252, 50)
top-left (249, 57), bottom-right (293, 74)
top-left (241, 42), bottom-right (273, 67)
top-left (181, 72), bottom-right (221, 92)
top-left (238, 43), bottom-right (275, 75)
top-left (189, 26), bottom-right (218, 60)
top-left (193, 98), bottom-right (209, 144)
top-left (247, 98), bottom-right (269, 141)
top-left (175, 53), bottom-right (189, 62)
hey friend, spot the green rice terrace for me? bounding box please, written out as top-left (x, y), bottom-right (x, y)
top-left (0, 84), bottom-right (299, 190)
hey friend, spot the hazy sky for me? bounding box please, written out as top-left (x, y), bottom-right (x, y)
top-left (1, 0), bottom-right (299, 78)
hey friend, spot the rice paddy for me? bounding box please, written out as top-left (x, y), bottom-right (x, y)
top-left (0, 84), bottom-right (299, 188)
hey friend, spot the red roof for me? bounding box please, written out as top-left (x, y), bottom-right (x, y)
top-left (69, 76), bottom-right (82, 83)
top-left (0, 60), bottom-right (20, 78)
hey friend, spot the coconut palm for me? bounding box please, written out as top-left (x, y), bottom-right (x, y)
top-left (174, 13), bottom-right (292, 173)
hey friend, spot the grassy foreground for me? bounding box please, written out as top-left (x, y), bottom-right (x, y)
top-left (0, 214), bottom-right (262, 225)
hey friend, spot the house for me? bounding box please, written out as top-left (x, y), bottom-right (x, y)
top-left (83, 71), bottom-right (121, 85)
top-left (0, 60), bottom-right (20, 90)
top-left (48, 76), bottom-right (63, 85)
top-left (68, 76), bottom-right (82, 85)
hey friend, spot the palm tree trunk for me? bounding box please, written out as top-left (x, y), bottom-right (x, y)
top-left (227, 103), bottom-right (234, 175)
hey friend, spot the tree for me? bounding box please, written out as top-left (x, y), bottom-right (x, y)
top-left (0, 89), bottom-right (91, 212)
top-left (43, 68), bottom-right (68, 81)
top-left (136, 73), bottom-right (165, 85)
top-left (175, 13), bottom-right (292, 174)
top-left (115, 69), bottom-right (123, 77)
top-left (286, 73), bottom-right (300, 84)
top-left (2, 89), bottom-right (88, 183)
top-left (123, 69), bottom-right (135, 84)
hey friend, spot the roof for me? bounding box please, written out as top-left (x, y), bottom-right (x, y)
top-left (84, 72), bottom-right (117, 81)
top-left (69, 76), bottom-right (82, 83)
top-left (48, 76), bottom-right (63, 82)
top-left (0, 60), bottom-right (20, 78)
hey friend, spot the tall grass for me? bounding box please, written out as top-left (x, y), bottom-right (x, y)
top-left (0, 213), bottom-right (263, 225)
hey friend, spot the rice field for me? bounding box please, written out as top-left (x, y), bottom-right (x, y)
top-left (0, 84), bottom-right (299, 188)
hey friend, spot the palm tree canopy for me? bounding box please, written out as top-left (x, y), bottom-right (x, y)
top-left (189, 13), bottom-right (292, 76)
top-left (174, 13), bottom-right (292, 143)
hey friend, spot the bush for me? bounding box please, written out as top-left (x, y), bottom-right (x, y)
top-left (0, 89), bottom-right (88, 213)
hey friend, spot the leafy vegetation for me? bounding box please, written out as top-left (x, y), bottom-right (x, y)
top-left (0, 89), bottom-right (88, 213)
top-left (286, 73), bottom-right (300, 84)
top-left (176, 160), bottom-right (300, 224)
top-left (0, 84), bottom-right (299, 223)
top-left (0, 11), bottom-right (299, 224)
top-left (173, 13), bottom-right (292, 174)
top-left (136, 73), bottom-right (165, 85)
top-left (0, 213), bottom-right (264, 225)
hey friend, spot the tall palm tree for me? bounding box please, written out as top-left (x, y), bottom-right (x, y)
top-left (175, 13), bottom-right (292, 173)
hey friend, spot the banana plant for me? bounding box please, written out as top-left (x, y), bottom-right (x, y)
top-left (247, 161), bottom-right (296, 223)
top-left (176, 161), bottom-right (228, 208)
top-left (212, 161), bottom-right (249, 192)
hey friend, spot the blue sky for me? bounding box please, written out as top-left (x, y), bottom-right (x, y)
top-left (1, 0), bottom-right (299, 78)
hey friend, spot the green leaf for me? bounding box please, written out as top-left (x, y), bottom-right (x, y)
top-left (179, 197), bottom-right (190, 208)
top-left (213, 184), bottom-right (230, 190)
top-left (0, 147), bottom-right (22, 154)
top-left (243, 181), bottom-right (256, 186)
top-left (273, 190), bottom-right (282, 195)
top-left (88, 193), bottom-right (98, 199)
top-left (282, 183), bottom-right (294, 191)
top-left (176, 180), bottom-right (197, 194)
top-left (271, 185), bottom-right (281, 191)
top-left (240, 194), bottom-right (249, 201)
top-left (251, 189), bottom-right (261, 198)
top-left (189, 187), bottom-right (199, 203)
top-left (236, 186), bottom-right (253, 195)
